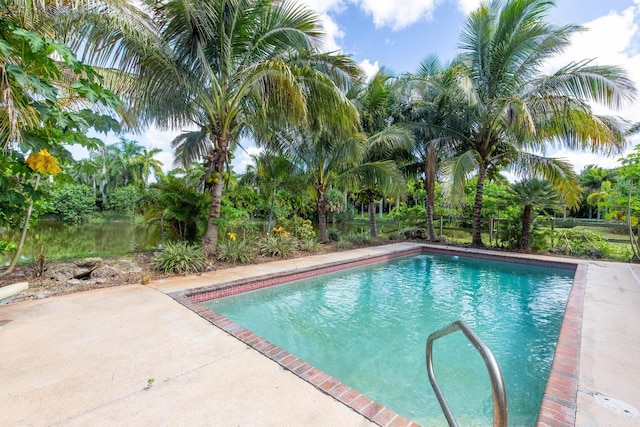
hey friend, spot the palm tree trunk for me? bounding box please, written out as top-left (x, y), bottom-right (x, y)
top-left (267, 188), bottom-right (276, 231)
top-left (202, 140), bottom-right (228, 256)
top-left (424, 144), bottom-right (440, 241)
top-left (471, 162), bottom-right (488, 246)
top-left (317, 184), bottom-right (329, 242)
top-left (368, 190), bottom-right (377, 237)
top-left (520, 204), bottom-right (533, 252)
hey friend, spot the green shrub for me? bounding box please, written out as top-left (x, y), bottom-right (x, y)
top-left (277, 216), bottom-right (317, 240)
top-left (50, 184), bottom-right (96, 224)
top-left (327, 228), bottom-right (340, 241)
top-left (552, 229), bottom-right (629, 260)
top-left (344, 232), bottom-right (371, 245)
top-left (217, 238), bottom-right (254, 264)
top-left (337, 240), bottom-right (353, 249)
top-left (258, 234), bottom-right (296, 258)
top-left (389, 205), bottom-right (426, 220)
top-left (152, 241), bottom-right (204, 274)
top-left (107, 186), bottom-right (141, 218)
top-left (298, 238), bottom-right (320, 253)
top-left (0, 238), bottom-right (16, 255)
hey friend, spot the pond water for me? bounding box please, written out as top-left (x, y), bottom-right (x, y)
top-left (1, 220), bottom-right (161, 265)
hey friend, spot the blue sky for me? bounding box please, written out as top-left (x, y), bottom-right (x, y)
top-left (321, 0), bottom-right (639, 75)
top-left (86, 0), bottom-right (640, 175)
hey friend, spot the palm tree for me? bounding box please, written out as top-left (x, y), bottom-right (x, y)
top-left (94, 0), bottom-right (359, 255)
top-left (242, 152), bottom-right (297, 231)
top-left (443, 0), bottom-right (635, 246)
top-left (398, 55), bottom-right (471, 241)
top-left (579, 165), bottom-right (617, 218)
top-left (509, 178), bottom-right (563, 251)
top-left (344, 144), bottom-right (408, 237)
top-left (111, 137), bottom-right (143, 187)
top-left (132, 147), bottom-right (164, 187)
top-left (346, 71), bottom-right (413, 237)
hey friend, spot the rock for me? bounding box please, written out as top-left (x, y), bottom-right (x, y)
top-left (109, 259), bottom-right (142, 274)
top-left (48, 264), bottom-right (76, 282)
top-left (402, 228), bottom-right (427, 240)
top-left (48, 258), bottom-right (104, 282)
top-left (67, 278), bottom-right (82, 286)
top-left (91, 265), bottom-right (121, 278)
top-left (74, 258), bottom-right (103, 269)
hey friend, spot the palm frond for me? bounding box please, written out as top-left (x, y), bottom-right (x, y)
top-left (171, 128), bottom-right (212, 167)
top-left (509, 151), bottom-right (582, 208)
top-left (441, 150), bottom-right (480, 208)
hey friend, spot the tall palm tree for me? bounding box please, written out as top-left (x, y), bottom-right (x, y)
top-left (443, 0), bottom-right (635, 246)
top-left (132, 147), bottom-right (164, 187)
top-left (345, 71), bottom-right (413, 237)
top-left (100, 0), bottom-right (359, 255)
top-left (399, 55), bottom-right (472, 241)
top-left (509, 178), bottom-right (563, 251)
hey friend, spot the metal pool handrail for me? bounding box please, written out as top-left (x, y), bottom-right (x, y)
top-left (425, 320), bottom-right (508, 427)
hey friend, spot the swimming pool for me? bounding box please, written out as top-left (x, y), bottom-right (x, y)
top-left (204, 253), bottom-right (574, 426)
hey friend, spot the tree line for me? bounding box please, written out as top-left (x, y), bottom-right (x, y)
top-left (1, 0), bottom-right (638, 268)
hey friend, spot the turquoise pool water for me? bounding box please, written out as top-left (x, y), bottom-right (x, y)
top-left (205, 254), bottom-right (574, 426)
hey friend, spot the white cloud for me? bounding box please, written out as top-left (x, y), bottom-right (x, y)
top-left (355, 0), bottom-right (444, 30)
top-left (455, 0), bottom-right (482, 15)
top-left (137, 127), bottom-right (183, 172)
top-left (295, 0), bottom-right (346, 52)
top-left (296, 0), bottom-right (345, 14)
top-left (551, 148), bottom-right (632, 174)
top-left (316, 13), bottom-right (345, 52)
top-left (233, 143), bottom-right (263, 174)
top-left (359, 59), bottom-right (380, 80)
top-left (542, 4), bottom-right (640, 169)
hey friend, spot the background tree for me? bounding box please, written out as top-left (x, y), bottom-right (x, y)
top-left (132, 147), bottom-right (164, 187)
top-left (509, 178), bottom-right (563, 251)
top-left (0, 11), bottom-right (120, 274)
top-left (443, 0), bottom-right (635, 246)
top-left (618, 145), bottom-right (640, 260)
top-left (579, 165), bottom-right (617, 219)
top-left (92, 0), bottom-right (360, 255)
top-left (398, 56), bottom-right (470, 241)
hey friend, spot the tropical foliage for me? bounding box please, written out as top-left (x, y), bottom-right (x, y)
top-left (2, 0), bottom-right (640, 268)
top-left (437, 0), bottom-right (635, 245)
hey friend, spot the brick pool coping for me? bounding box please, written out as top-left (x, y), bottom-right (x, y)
top-left (169, 246), bottom-right (584, 426)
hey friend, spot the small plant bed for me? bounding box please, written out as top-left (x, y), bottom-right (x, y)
top-left (0, 236), bottom-right (392, 303)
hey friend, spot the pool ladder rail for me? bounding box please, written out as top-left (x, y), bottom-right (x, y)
top-left (426, 320), bottom-right (508, 427)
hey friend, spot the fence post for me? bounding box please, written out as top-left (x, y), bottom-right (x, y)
top-left (551, 218), bottom-right (555, 250)
top-left (490, 218), bottom-right (494, 246)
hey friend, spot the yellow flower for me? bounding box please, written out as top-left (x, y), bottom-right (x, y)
top-left (227, 232), bottom-right (237, 241)
top-left (26, 150), bottom-right (62, 176)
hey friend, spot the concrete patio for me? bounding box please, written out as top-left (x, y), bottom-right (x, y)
top-left (0, 243), bottom-right (639, 426)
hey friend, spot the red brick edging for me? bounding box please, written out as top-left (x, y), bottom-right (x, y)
top-left (170, 247), bottom-right (583, 427)
top-left (536, 263), bottom-right (586, 427)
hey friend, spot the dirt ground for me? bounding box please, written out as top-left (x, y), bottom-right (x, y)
top-left (0, 240), bottom-right (391, 303)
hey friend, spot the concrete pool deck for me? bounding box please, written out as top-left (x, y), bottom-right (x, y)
top-left (0, 242), bottom-right (639, 426)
